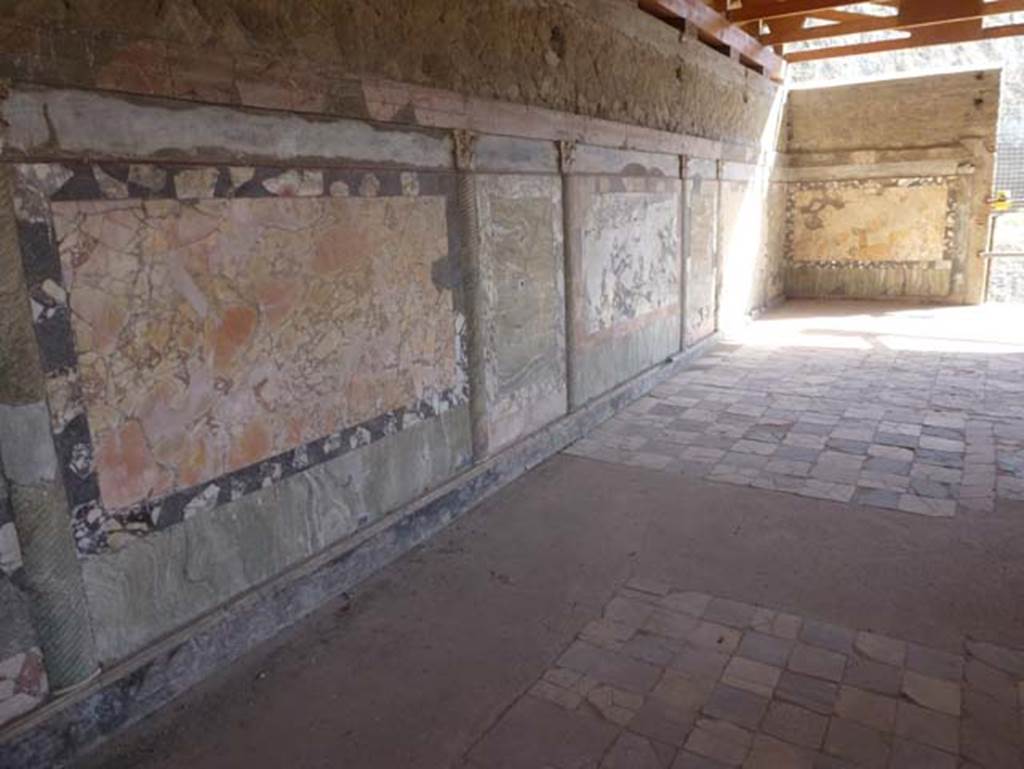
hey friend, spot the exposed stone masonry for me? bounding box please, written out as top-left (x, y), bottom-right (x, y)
top-left (0, 0), bottom-right (779, 145)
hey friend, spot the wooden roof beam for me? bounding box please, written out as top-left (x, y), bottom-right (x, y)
top-left (638, 0), bottom-right (787, 80)
top-left (729, 1), bottom-right (876, 23)
top-left (762, 0), bottom-right (1024, 45)
top-left (811, 7), bottom-right (897, 24)
top-left (785, 17), bottom-right (1024, 61)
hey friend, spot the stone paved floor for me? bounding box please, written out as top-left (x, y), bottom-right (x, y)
top-left (466, 577), bottom-right (1024, 769)
top-left (566, 301), bottom-right (1024, 519)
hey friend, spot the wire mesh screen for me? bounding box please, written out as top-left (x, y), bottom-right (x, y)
top-left (995, 139), bottom-right (1024, 210)
top-left (990, 138), bottom-right (1024, 301)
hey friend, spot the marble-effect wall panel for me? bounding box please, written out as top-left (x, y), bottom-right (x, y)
top-left (83, 405), bottom-right (471, 662)
top-left (55, 195), bottom-right (456, 507)
top-left (789, 182), bottom-right (950, 263)
top-left (475, 175), bottom-right (567, 453)
top-left (582, 190), bottom-right (679, 334)
top-left (13, 163), bottom-right (468, 555)
top-left (569, 176), bottom-right (682, 407)
top-left (783, 177), bottom-right (958, 300)
top-left (683, 165), bottom-right (719, 345)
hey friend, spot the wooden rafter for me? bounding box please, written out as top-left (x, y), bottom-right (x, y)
top-left (785, 17), bottom-right (1024, 62)
top-left (728, 1), bottom-right (873, 23)
top-left (638, 0), bottom-right (787, 79)
top-left (638, 0), bottom-right (1024, 69)
top-left (811, 8), bottom-right (896, 24)
top-left (759, 0), bottom-right (1024, 46)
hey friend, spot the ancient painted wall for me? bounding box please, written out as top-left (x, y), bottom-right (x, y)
top-left (15, 156), bottom-right (473, 660)
top-left (682, 159), bottom-right (719, 345)
top-left (0, 85), bottom-right (789, 740)
top-left (0, 0), bottom-right (786, 755)
top-left (468, 137), bottom-right (567, 455)
top-left (781, 70), bottom-right (1000, 303)
top-left (566, 148), bottom-right (683, 407)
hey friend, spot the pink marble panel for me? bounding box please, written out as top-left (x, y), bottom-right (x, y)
top-left (53, 196), bottom-right (457, 509)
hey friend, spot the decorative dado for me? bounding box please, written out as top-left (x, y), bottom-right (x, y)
top-left (13, 162), bottom-right (468, 556)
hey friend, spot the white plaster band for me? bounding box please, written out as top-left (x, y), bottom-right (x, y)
top-left (2, 88), bottom-right (453, 170)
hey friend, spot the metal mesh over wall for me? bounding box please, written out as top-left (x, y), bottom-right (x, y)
top-left (995, 138), bottom-right (1024, 210)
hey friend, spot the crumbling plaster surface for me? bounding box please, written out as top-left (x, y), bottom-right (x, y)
top-left (789, 182), bottom-right (952, 264)
top-left (0, 0), bottom-right (778, 146)
top-left (567, 175), bottom-right (682, 408)
top-left (582, 192), bottom-right (678, 334)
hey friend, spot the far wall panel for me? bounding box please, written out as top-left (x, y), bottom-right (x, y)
top-left (782, 70), bottom-right (998, 303)
top-left (789, 183), bottom-right (950, 264)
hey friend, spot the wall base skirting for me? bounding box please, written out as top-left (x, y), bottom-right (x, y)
top-left (0, 332), bottom-right (721, 769)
